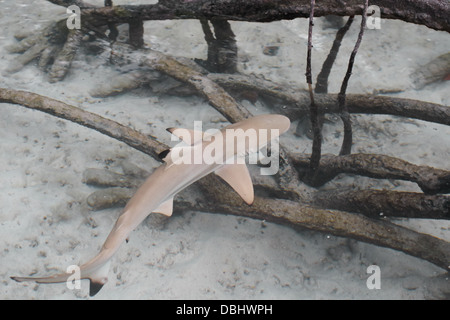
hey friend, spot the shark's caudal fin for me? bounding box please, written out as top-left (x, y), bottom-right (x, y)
top-left (11, 254), bottom-right (112, 297)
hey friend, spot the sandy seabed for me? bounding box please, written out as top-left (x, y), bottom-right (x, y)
top-left (0, 0), bottom-right (449, 299)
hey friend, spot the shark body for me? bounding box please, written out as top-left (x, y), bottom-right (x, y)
top-left (12, 114), bottom-right (290, 296)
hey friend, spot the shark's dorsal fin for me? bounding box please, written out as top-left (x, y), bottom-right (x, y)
top-left (215, 164), bottom-right (254, 205)
top-left (167, 128), bottom-right (210, 145)
top-left (152, 197), bottom-right (174, 216)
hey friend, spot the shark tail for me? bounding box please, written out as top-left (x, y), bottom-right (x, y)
top-left (11, 253), bottom-right (112, 297)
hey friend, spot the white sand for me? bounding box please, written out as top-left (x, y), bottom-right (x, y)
top-left (0, 0), bottom-right (449, 299)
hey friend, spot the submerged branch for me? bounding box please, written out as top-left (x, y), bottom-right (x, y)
top-left (0, 87), bottom-right (167, 160)
top-left (54, 0), bottom-right (450, 33)
top-left (291, 153), bottom-right (450, 195)
top-left (313, 189), bottom-right (449, 220)
top-left (210, 73), bottom-right (450, 126)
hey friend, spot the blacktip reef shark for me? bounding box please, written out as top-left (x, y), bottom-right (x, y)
top-left (12, 114), bottom-right (291, 296)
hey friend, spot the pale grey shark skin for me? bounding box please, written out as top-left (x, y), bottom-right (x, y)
top-left (12, 114), bottom-right (291, 296)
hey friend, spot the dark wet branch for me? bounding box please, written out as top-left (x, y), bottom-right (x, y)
top-left (305, 0), bottom-right (315, 89)
top-left (209, 73), bottom-right (450, 126)
top-left (117, 43), bottom-right (303, 195)
top-left (338, 0), bottom-right (369, 156)
top-left (291, 153), bottom-right (450, 195)
top-left (305, 0), bottom-right (322, 176)
top-left (315, 16), bottom-right (354, 94)
top-left (54, 0), bottom-right (450, 33)
top-left (196, 19), bottom-right (238, 74)
top-left (192, 175), bottom-right (450, 271)
top-left (0, 87), bottom-right (167, 160)
top-left (128, 19), bottom-right (144, 48)
top-left (313, 189), bottom-right (449, 220)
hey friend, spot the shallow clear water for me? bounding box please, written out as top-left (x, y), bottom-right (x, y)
top-left (0, 0), bottom-right (449, 300)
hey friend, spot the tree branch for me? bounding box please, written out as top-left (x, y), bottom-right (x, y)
top-left (65, 0), bottom-right (450, 32)
top-left (209, 73), bottom-right (450, 126)
top-left (313, 189), bottom-right (449, 220)
top-left (305, 0), bottom-right (323, 176)
top-left (338, 0), bottom-right (369, 156)
top-left (291, 153), bottom-right (450, 195)
top-left (0, 88), bottom-right (167, 160)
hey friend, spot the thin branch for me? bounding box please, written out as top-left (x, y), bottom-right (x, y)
top-left (338, 0), bottom-right (369, 156)
top-left (86, 71), bottom-right (450, 127)
top-left (315, 16), bottom-right (354, 94)
top-left (196, 19), bottom-right (238, 73)
top-left (47, 0), bottom-right (97, 9)
top-left (48, 29), bottom-right (83, 83)
top-left (305, 0), bottom-right (322, 175)
top-left (129, 43), bottom-right (251, 123)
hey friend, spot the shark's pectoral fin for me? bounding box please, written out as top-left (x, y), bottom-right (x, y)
top-left (215, 164), bottom-right (254, 205)
top-left (152, 197), bottom-right (174, 216)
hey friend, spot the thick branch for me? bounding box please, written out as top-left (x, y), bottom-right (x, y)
top-left (291, 153), bottom-right (450, 195)
top-left (196, 19), bottom-right (238, 73)
top-left (338, 0), bottom-right (368, 155)
top-left (69, 0), bottom-right (450, 32)
top-left (0, 88), bottom-right (166, 160)
top-left (209, 74), bottom-right (450, 126)
top-left (315, 16), bottom-right (354, 94)
top-left (47, 0), bottom-right (97, 9)
top-left (306, 0), bottom-right (322, 175)
top-left (133, 44), bottom-right (250, 123)
top-left (313, 189), bottom-right (449, 220)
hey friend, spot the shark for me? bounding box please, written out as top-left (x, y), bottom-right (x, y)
top-left (11, 114), bottom-right (291, 296)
